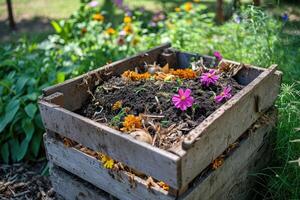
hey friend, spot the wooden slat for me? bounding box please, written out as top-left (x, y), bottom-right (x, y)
top-left (179, 112), bottom-right (275, 200)
top-left (39, 101), bottom-right (180, 188)
top-left (45, 134), bottom-right (174, 200)
top-left (42, 43), bottom-right (171, 111)
top-left (50, 165), bottom-right (111, 200)
top-left (176, 66), bottom-right (281, 187)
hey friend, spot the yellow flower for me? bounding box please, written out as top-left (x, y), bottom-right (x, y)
top-left (124, 16), bottom-right (132, 24)
top-left (100, 154), bottom-right (115, 169)
top-left (106, 27), bottom-right (116, 35)
top-left (121, 115), bottom-right (142, 132)
top-left (184, 2), bottom-right (193, 12)
top-left (123, 24), bottom-right (133, 34)
top-left (112, 100), bottom-right (122, 110)
top-left (175, 7), bottom-right (181, 12)
top-left (158, 181), bottom-right (169, 191)
top-left (93, 13), bottom-right (104, 22)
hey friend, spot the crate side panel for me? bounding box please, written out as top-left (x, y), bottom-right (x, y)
top-left (44, 135), bottom-right (175, 200)
top-left (42, 43), bottom-right (171, 111)
top-left (39, 102), bottom-right (180, 188)
top-left (180, 70), bottom-right (281, 186)
top-left (180, 114), bottom-right (275, 200)
top-left (50, 165), bottom-right (111, 200)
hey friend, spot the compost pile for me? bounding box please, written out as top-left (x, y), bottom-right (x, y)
top-left (80, 62), bottom-right (244, 149)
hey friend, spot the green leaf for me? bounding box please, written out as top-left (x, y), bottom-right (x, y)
top-left (24, 103), bottom-right (37, 119)
top-left (0, 99), bottom-right (20, 132)
top-left (51, 21), bottom-right (62, 34)
top-left (30, 132), bottom-right (42, 157)
top-left (9, 138), bottom-right (20, 163)
top-left (25, 92), bottom-right (38, 101)
top-left (17, 118), bottom-right (35, 161)
top-left (1, 143), bottom-right (9, 163)
top-left (16, 76), bottom-right (29, 93)
top-left (56, 72), bottom-right (65, 83)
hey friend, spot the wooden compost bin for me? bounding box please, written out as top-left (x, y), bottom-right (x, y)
top-left (39, 43), bottom-right (282, 199)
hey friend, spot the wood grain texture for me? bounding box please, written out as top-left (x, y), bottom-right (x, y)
top-left (50, 165), bottom-right (112, 200)
top-left (177, 66), bottom-right (281, 187)
top-left (42, 43), bottom-right (171, 111)
top-left (179, 112), bottom-right (276, 200)
top-left (45, 134), bottom-right (174, 200)
top-left (39, 101), bottom-right (180, 188)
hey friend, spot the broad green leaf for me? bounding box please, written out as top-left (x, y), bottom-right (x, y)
top-left (30, 132), bottom-right (42, 157)
top-left (9, 138), bottom-right (20, 163)
top-left (56, 72), bottom-right (65, 83)
top-left (24, 103), bottom-right (37, 119)
top-left (17, 118), bottom-right (35, 161)
top-left (25, 92), bottom-right (38, 101)
top-left (51, 21), bottom-right (62, 34)
top-left (1, 143), bottom-right (9, 163)
top-left (0, 99), bottom-right (20, 132)
top-left (16, 76), bottom-right (29, 93)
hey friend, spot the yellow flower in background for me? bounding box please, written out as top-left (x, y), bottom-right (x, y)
top-left (175, 7), bottom-right (181, 12)
top-left (184, 2), bottom-right (193, 12)
top-left (106, 27), bottom-right (116, 35)
top-left (123, 24), bottom-right (133, 34)
top-left (124, 16), bottom-right (132, 24)
top-left (93, 13), bottom-right (104, 22)
top-left (112, 100), bottom-right (122, 110)
top-left (132, 37), bottom-right (140, 46)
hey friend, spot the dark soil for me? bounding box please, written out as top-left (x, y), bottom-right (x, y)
top-left (0, 162), bottom-right (61, 200)
top-left (80, 68), bottom-right (244, 149)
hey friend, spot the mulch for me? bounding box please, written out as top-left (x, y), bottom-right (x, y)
top-left (0, 162), bottom-right (61, 200)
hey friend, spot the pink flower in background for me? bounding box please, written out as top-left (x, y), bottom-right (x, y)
top-left (88, 1), bottom-right (99, 7)
top-left (200, 69), bottom-right (219, 87)
top-left (214, 51), bottom-right (223, 61)
top-left (215, 86), bottom-right (232, 103)
top-left (172, 88), bottom-right (194, 111)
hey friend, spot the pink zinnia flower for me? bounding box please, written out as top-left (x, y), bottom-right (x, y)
top-left (88, 1), bottom-right (99, 7)
top-left (172, 88), bottom-right (194, 111)
top-left (214, 51), bottom-right (223, 61)
top-left (200, 69), bottom-right (219, 87)
top-left (215, 86), bottom-right (232, 103)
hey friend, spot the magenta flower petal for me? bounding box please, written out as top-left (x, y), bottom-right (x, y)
top-left (200, 69), bottom-right (219, 87)
top-left (215, 86), bottom-right (232, 103)
top-left (172, 88), bottom-right (194, 111)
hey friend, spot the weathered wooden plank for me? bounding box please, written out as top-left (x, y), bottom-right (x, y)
top-left (45, 134), bottom-right (174, 200)
top-left (39, 101), bottom-right (180, 188)
top-left (179, 111), bottom-right (276, 200)
top-left (42, 43), bottom-right (171, 111)
top-left (177, 66), bottom-right (281, 187)
top-left (50, 165), bottom-right (112, 200)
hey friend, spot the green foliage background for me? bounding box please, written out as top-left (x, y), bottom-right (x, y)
top-left (0, 1), bottom-right (299, 199)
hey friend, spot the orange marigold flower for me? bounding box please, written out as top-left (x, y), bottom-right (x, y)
top-left (122, 70), bottom-right (151, 81)
top-left (112, 100), bottom-right (122, 110)
top-left (106, 27), bottom-right (116, 35)
top-left (158, 181), bottom-right (170, 191)
top-left (123, 24), bottom-right (133, 34)
top-left (170, 69), bottom-right (197, 79)
top-left (124, 16), bottom-right (132, 24)
top-left (93, 13), bottom-right (104, 22)
top-left (121, 115), bottom-right (142, 132)
top-left (184, 2), bottom-right (193, 12)
top-left (212, 156), bottom-right (224, 170)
